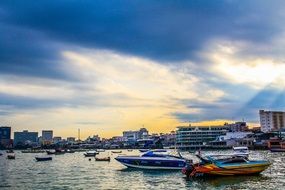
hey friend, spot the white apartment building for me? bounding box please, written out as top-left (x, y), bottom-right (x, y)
top-left (259, 110), bottom-right (285, 132)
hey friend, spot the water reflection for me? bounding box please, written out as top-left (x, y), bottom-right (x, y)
top-left (185, 174), bottom-right (270, 189)
top-left (0, 150), bottom-right (284, 190)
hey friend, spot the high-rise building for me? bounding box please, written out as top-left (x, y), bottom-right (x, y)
top-left (42, 130), bottom-right (53, 145)
top-left (0, 126), bottom-right (11, 148)
top-left (14, 130), bottom-right (38, 146)
top-left (259, 110), bottom-right (285, 132)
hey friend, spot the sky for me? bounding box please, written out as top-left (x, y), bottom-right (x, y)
top-left (1, 0), bottom-right (285, 138)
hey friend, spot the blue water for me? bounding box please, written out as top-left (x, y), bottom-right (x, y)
top-left (0, 150), bottom-right (284, 189)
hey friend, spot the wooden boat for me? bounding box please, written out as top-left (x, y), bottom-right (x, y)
top-left (7, 154), bottom-right (15, 159)
top-left (139, 149), bottom-right (149, 153)
top-left (35, 156), bottom-right (52, 161)
top-left (111, 150), bottom-right (122, 153)
top-left (95, 157), bottom-right (111, 161)
top-left (270, 148), bottom-right (285, 152)
top-left (182, 154), bottom-right (271, 177)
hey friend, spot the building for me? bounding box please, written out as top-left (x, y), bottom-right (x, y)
top-left (53, 136), bottom-right (62, 143)
top-left (210, 132), bottom-right (254, 148)
top-left (123, 131), bottom-right (140, 142)
top-left (176, 125), bottom-right (229, 150)
top-left (225, 122), bottom-right (248, 132)
top-left (0, 126), bottom-right (11, 148)
top-left (138, 128), bottom-right (149, 139)
top-left (160, 131), bottom-right (176, 148)
top-left (123, 128), bottom-right (149, 143)
top-left (42, 130), bottom-right (53, 145)
top-left (259, 110), bottom-right (285, 132)
top-left (14, 130), bottom-right (38, 146)
top-left (67, 137), bottom-right (76, 143)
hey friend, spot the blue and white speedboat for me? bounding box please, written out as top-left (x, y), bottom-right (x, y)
top-left (115, 150), bottom-right (186, 170)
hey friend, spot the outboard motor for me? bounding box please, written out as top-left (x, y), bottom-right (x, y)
top-left (182, 159), bottom-right (194, 178)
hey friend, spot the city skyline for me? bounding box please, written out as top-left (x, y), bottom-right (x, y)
top-left (1, 1), bottom-right (285, 138)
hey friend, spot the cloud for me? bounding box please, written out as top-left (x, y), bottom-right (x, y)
top-left (1, 0), bottom-right (285, 63)
top-left (204, 39), bottom-right (285, 89)
top-left (1, 1), bottom-right (285, 137)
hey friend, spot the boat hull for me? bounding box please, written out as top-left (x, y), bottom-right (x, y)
top-left (270, 148), bottom-right (285, 152)
top-left (185, 161), bottom-right (271, 177)
top-left (115, 157), bottom-right (186, 170)
top-left (36, 157), bottom-right (52, 161)
top-left (95, 157), bottom-right (110, 161)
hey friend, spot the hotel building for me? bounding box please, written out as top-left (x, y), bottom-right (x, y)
top-left (176, 125), bottom-right (229, 150)
top-left (259, 110), bottom-right (285, 132)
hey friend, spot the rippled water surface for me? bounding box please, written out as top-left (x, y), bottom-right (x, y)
top-left (0, 150), bottom-right (284, 190)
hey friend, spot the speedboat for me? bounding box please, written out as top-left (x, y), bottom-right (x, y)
top-left (233, 146), bottom-right (249, 157)
top-left (84, 150), bottom-right (98, 157)
top-left (115, 150), bottom-right (186, 170)
top-left (182, 153), bottom-right (271, 177)
top-left (35, 156), bottom-right (52, 161)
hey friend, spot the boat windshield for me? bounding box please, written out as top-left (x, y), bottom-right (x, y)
top-left (142, 150), bottom-right (183, 159)
top-left (205, 155), bottom-right (249, 163)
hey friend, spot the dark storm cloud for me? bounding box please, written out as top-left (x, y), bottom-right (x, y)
top-left (0, 93), bottom-right (64, 111)
top-left (0, 24), bottom-right (71, 79)
top-left (1, 0), bottom-right (284, 64)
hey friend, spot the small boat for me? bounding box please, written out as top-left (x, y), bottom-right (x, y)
top-left (115, 150), bottom-right (186, 170)
top-left (6, 150), bottom-right (14, 153)
top-left (111, 150), bottom-right (122, 154)
top-left (55, 148), bottom-right (65, 155)
top-left (65, 149), bottom-right (75, 153)
top-left (139, 149), bottom-right (149, 153)
top-left (182, 153), bottom-right (271, 177)
top-left (46, 150), bottom-right (56, 155)
top-left (95, 156), bottom-right (111, 161)
top-left (35, 156), bottom-right (52, 161)
top-left (270, 148), bottom-right (285, 152)
top-left (84, 150), bottom-right (98, 157)
top-left (22, 149), bottom-right (45, 153)
top-left (7, 154), bottom-right (15, 159)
